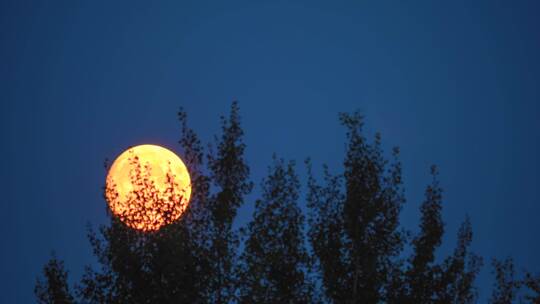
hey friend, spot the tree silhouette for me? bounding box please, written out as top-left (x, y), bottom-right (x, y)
top-left (35, 102), bottom-right (539, 303)
top-left (307, 112), bottom-right (405, 303)
top-left (79, 217), bottom-right (202, 303)
top-left (433, 217), bottom-right (483, 303)
top-left (306, 112), bottom-right (485, 304)
top-left (407, 166), bottom-right (445, 302)
top-left (485, 258), bottom-right (540, 304)
top-left (387, 168), bottom-right (483, 304)
top-left (523, 271), bottom-right (540, 303)
top-left (75, 109), bottom-right (212, 303)
top-left (206, 101), bottom-right (253, 303)
top-left (238, 157), bottom-right (313, 303)
top-left (35, 254), bottom-right (74, 304)
top-left (387, 166), bottom-right (445, 303)
top-left (489, 258), bottom-right (521, 304)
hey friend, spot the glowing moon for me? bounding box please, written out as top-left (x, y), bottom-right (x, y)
top-left (105, 144), bottom-right (191, 231)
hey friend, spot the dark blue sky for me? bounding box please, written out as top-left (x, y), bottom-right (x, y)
top-left (2, 1), bottom-right (539, 302)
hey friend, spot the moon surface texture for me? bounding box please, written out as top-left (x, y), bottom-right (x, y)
top-left (105, 144), bottom-right (191, 231)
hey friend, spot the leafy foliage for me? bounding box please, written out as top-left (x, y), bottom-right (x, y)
top-left (35, 254), bottom-right (74, 304)
top-left (35, 103), bottom-right (538, 303)
top-left (486, 258), bottom-right (540, 304)
top-left (105, 152), bottom-right (188, 231)
top-left (490, 258), bottom-right (521, 304)
top-left (238, 157), bottom-right (313, 303)
top-left (307, 112), bottom-right (406, 303)
top-left (206, 101), bottom-right (253, 303)
top-left (398, 166), bottom-right (445, 303)
top-left (74, 107), bottom-right (214, 304)
top-left (523, 272), bottom-right (540, 303)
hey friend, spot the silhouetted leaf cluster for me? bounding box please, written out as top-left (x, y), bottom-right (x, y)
top-left (237, 156), bottom-right (313, 303)
top-left (488, 257), bottom-right (540, 304)
top-left (35, 254), bottom-right (74, 304)
top-left (105, 152), bottom-right (188, 231)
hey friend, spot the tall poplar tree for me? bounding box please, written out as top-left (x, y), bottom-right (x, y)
top-left (307, 112), bottom-right (405, 303)
top-left (238, 157), bottom-right (312, 303)
top-left (206, 101), bottom-right (252, 303)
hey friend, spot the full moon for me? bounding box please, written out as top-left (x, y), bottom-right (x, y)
top-left (105, 144), bottom-right (191, 231)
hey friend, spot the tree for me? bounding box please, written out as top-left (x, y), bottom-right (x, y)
top-left (35, 254), bottom-right (74, 304)
top-left (523, 272), bottom-right (540, 303)
top-left (206, 101), bottom-right (253, 303)
top-left (56, 102), bottom-right (252, 304)
top-left (433, 217), bottom-right (483, 303)
top-left (489, 257), bottom-right (521, 304)
top-left (306, 159), bottom-right (348, 303)
top-left (388, 166), bottom-right (445, 303)
top-left (77, 173), bottom-right (203, 303)
top-left (486, 258), bottom-right (540, 304)
top-left (307, 112), bottom-right (483, 304)
top-left (238, 157), bottom-right (313, 303)
top-left (307, 112), bottom-right (405, 303)
top-left (76, 109), bottom-right (212, 304)
top-left (387, 167), bottom-right (483, 304)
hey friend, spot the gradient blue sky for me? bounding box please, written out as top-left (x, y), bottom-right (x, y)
top-left (1, 1), bottom-right (539, 302)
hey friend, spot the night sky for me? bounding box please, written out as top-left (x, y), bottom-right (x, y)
top-left (2, 1), bottom-right (540, 302)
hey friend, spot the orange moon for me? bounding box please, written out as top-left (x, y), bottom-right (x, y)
top-left (105, 144), bottom-right (191, 231)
